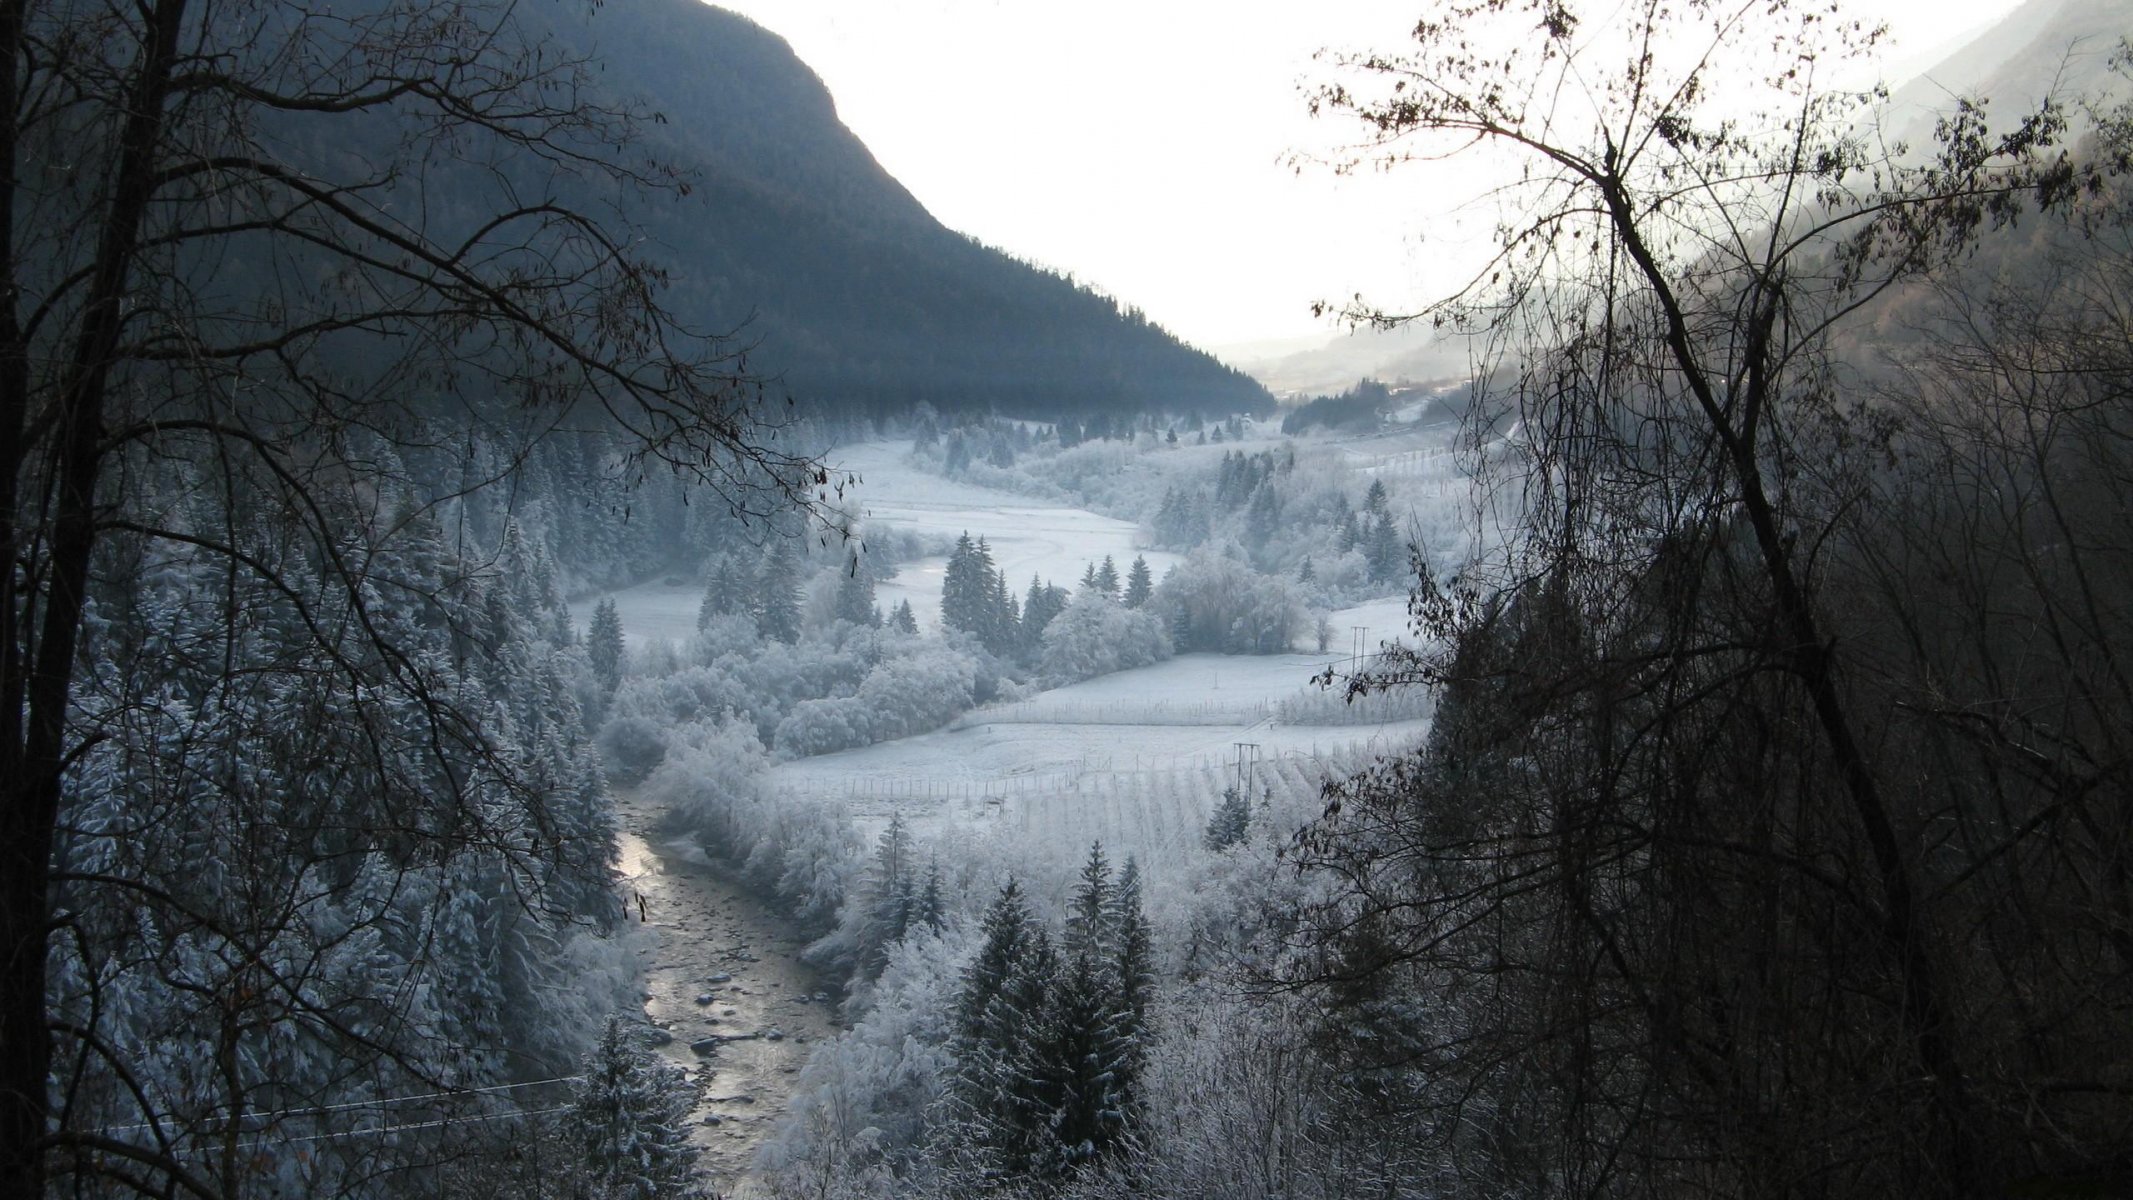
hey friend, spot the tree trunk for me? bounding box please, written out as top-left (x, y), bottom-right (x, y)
top-left (0, 0), bottom-right (188, 1190)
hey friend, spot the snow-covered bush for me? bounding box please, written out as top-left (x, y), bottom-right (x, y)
top-left (776, 695), bottom-right (876, 758)
top-left (1151, 547), bottom-right (1304, 654)
top-left (596, 714), bottom-right (669, 786)
top-left (1037, 593), bottom-right (1172, 685)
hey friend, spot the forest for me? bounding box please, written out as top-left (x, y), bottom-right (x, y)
top-left (3, 0), bottom-right (2130, 1196)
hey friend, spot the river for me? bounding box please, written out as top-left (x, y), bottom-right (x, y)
top-left (613, 792), bottom-right (835, 1197)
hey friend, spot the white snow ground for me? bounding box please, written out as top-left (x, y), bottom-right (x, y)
top-left (574, 433), bottom-right (1449, 876)
top-left (824, 441), bottom-right (1182, 635)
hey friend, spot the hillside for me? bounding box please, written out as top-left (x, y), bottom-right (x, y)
top-left (533, 0), bottom-right (1272, 420)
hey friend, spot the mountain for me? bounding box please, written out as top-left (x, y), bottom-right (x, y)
top-left (533, 0), bottom-right (1272, 421)
top-left (1880, 0), bottom-right (2128, 148)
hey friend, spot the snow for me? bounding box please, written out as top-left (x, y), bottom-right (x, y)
top-left (575, 576), bottom-right (711, 649)
top-left (825, 441), bottom-right (1182, 634)
top-left (769, 645), bottom-right (1430, 871)
top-left (572, 441), bottom-right (1186, 645)
top-left (582, 433), bottom-right (1442, 875)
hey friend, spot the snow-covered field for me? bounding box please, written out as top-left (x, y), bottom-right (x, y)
top-left (767, 641), bottom-right (1430, 872)
top-left (573, 441), bottom-right (1185, 644)
top-left (580, 431), bottom-right (1450, 878)
top-left (824, 441), bottom-right (1182, 635)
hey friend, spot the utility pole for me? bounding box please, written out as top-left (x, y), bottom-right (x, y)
top-left (1233, 742), bottom-right (1261, 796)
top-left (1351, 625), bottom-right (1369, 673)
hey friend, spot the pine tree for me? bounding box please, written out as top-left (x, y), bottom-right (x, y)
top-left (755, 547), bottom-right (802, 644)
top-left (1123, 556), bottom-right (1153, 609)
top-left (1021, 576), bottom-right (1067, 660)
top-left (863, 816), bottom-right (916, 972)
top-left (1094, 556), bottom-right (1121, 600)
top-left (1047, 843), bottom-right (1136, 1174)
top-left (985, 565), bottom-right (1020, 656)
top-left (941, 532), bottom-right (987, 637)
top-left (1364, 477), bottom-right (1391, 519)
top-left (1204, 787), bottom-right (1252, 852)
top-left (914, 861), bottom-right (946, 934)
top-left (952, 882), bottom-right (1059, 1180)
top-left (832, 552), bottom-right (880, 628)
top-left (1108, 857), bottom-right (1155, 1054)
top-left (890, 599), bottom-right (920, 635)
top-left (571, 1015), bottom-right (705, 1200)
top-left (589, 598), bottom-right (625, 691)
top-left (1368, 515), bottom-right (1406, 584)
top-left (697, 553), bottom-right (751, 631)
top-left (1297, 555), bottom-right (1316, 585)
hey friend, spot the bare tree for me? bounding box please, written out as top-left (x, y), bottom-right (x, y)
top-left (1280, 0), bottom-right (2117, 1194)
top-left (0, 0), bottom-right (831, 1193)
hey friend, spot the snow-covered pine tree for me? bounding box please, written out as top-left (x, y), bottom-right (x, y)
top-left (890, 600), bottom-right (920, 635)
top-left (1363, 477), bottom-right (1391, 520)
top-left (590, 598), bottom-right (625, 691)
top-left (1020, 576), bottom-right (1069, 661)
top-left (697, 553), bottom-right (752, 630)
top-left (985, 565), bottom-right (1020, 656)
top-left (1107, 857), bottom-right (1155, 1076)
top-left (1204, 787), bottom-right (1252, 852)
top-left (914, 861), bottom-right (947, 934)
top-left (755, 546), bottom-right (802, 644)
top-left (1094, 555), bottom-right (1121, 600)
top-left (571, 1015), bottom-right (705, 1200)
top-left (949, 881), bottom-right (1061, 1181)
top-left (940, 532), bottom-right (987, 637)
top-left (832, 551), bottom-right (881, 628)
top-left (1123, 556), bottom-right (1153, 608)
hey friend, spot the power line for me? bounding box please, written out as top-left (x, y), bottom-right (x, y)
top-left (93, 1074), bottom-right (584, 1136)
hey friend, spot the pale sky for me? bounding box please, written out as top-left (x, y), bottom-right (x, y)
top-left (709, 0), bottom-right (2030, 358)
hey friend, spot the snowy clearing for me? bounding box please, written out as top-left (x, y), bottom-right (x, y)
top-left (825, 441), bottom-right (1182, 635)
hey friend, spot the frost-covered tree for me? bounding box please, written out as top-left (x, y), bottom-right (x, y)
top-left (833, 553), bottom-right (883, 628)
top-left (941, 532), bottom-right (989, 638)
top-left (698, 553), bottom-right (754, 630)
top-left (890, 599), bottom-right (921, 635)
top-left (1094, 555), bottom-right (1122, 599)
top-left (1204, 787), bottom-right (1253, 852)
top-left (1020, 576), bottom-right (1071, 661)
top-left (591, 598), bottom-right (627, 690)
top-left (1123, 556), bottom-right (1154, 609)
top-left (756, 546), bottom-right (803, 644)
top-left (1038, 592), bottom-right (1172, 686)
top-left (572, 1015), bottom-right (705, 1200)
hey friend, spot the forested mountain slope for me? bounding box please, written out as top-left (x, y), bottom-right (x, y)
top-left (530, 0), bottom-right (1272, 421)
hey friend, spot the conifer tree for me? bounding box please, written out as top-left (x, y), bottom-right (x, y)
top-left (1204, 787), bottom-right (1252, 852)
top-left (1108, 857), bottom-right (1155, 1054)
top-left (571, 1015), bottom-right (705, 1200)
top-left (832, 552), bottom-right (881, 628)
top-left (940, 532), bottom-right (988, 637)
top-left (863, 816), bottom-right (916, 970)
top-left (1094, 555), bottom-right (1121, 600)
top-left (914, 861), bottom-right (946, 934)
top-left (697, 552), bottom-right (753, 631)
top-left (890, 600), bottom-right (920, 635)
top-left (1363, 477), bottom-right (1391, 519)
top-left (589, 598), bottom-right (625, 691)
top-left (1123, 556), bottom-right (1153, 609)
top-left (985, 567), bottom-right (1020, 656)
top-left (1020, 576), bottom-right (1068, 660)
top-left (755, 547), bottom-right (802, 644)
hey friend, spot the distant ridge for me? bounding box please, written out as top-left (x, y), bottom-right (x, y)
top-left (536, 0), bottom-right (1273, 421)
